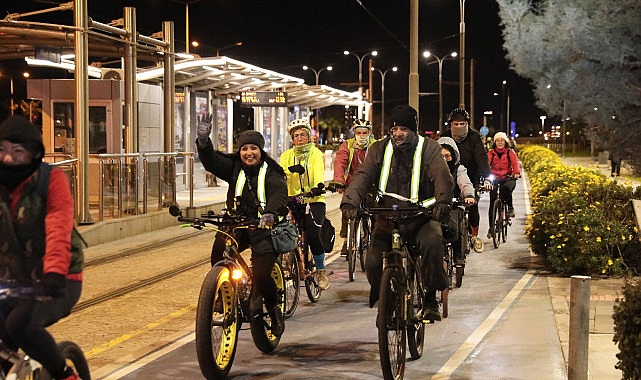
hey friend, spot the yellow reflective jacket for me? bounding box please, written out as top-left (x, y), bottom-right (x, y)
top-left (279, 145), bottom-right (326, 203)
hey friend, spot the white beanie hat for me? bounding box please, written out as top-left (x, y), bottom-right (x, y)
top-left (493, 132), bottom-right (509, 143)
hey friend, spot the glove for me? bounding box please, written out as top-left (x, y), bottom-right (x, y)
top-left (259, 213), bottom-right (275, 229)
top-left (196, 122), bottom-right (212, 147)
top-left (432, 201), bottom-right (451, 224)
top-left (341, 204), bottom-right (358, 220)
top-left (310, 186), bottom-right (324, 197)
top-left (288, 164), bottom-right (305, 175)
top-left (39, 273), bottom-right (66, 298)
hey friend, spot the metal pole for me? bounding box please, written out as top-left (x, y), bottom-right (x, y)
top-left (568, 275), bottom-right (590, 380)
top-left (506, 86), bottom-right (510, 135)
top-left (458, 0), bottom-right (466, 108)
top-left (381, 71), bottom-right (385, 136)
top-left (409, 0), bottom-right (419, 112)
top-left (9, 77), bottom-right (14, 116)
top-left (438, 58), bottom-right (444, 133)
top-left (562, 100), bottom-right (566, 157)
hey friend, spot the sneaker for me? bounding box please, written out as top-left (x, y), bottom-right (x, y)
top-left (508, 207), bottom-right (515, 218)
top-left (422, 299), bottom-right (442, 322)
top-left (471, 236), bottom-right (484, 253)
top-left (318, 269), bottom-right (330, 290)
top-left (340, 241), bottom-right (348, 257)
top-left (267, 305), bottom-right (285, 337)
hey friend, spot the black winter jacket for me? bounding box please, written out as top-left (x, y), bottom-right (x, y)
top-left (442, 128), bottom-right (490, 186)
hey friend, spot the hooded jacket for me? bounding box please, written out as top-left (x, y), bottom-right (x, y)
top-left (437, 137), bottom-right (475, 200)
top-left (341, 132), bottom-right (453, 210)
top-left (442, 127), bottom-right (490, 186)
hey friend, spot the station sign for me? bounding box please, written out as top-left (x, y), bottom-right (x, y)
top-left (240, 91), bottom-right (288, 107)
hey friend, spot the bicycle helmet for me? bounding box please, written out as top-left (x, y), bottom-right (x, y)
top-left (447, 108), bottom-right (470, 123)
top-left (287, 118), bottom-right (312, 136)
top-left (352, 119), bottom-right (372, 130)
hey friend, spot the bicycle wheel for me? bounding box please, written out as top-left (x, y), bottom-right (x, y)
top-left (378, 265), bottom-right (406, 380)
top-left (38, 341), bottom-right (92, 380)
top-left (441, 287), bottom-right (449, 319)
top-left (501, 202), bottom-right (509, 243)
top-left (250, 261), bottom-right (284, 353)
top-left (347, 219), bottom-right (358, 282)
top-left (304, 250), bottom-right (322, 303)
top-left (406, 256), bottom-right (425, 360)
top-left (445, 243), bottom-right (454, 290)
top-left (196, 266), bottom-right (239, 380)
top-left (491, 199), bottom-right (502, 248)
top-left (359, 217), bottom-right (370, 271)
top-left (281, 251), bottom-right (300, 319)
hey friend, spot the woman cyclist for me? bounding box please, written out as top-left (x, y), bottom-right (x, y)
top-left (486, 132), bottom-right (520, 237)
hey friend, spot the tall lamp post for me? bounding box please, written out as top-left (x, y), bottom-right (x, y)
top-left (540, 115), bottom-right (546, 137)
top-left (170, 0), bottom-right (205, 54)
top-left (344, 50), bottom-right (378, 118)
top-left (302, 65), bottom-right (333, 85)
top-left (423, 51), bottom-right (457, 133)
top-left (458, 0), bottom-right (466, 108)
top-left (371, 66), bottom-right (397, 137)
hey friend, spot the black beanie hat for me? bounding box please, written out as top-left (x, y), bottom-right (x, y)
top-left (389, 105), bottom-right (418, 131)
top-left (0, 115), bottom-right (45, 158)
top-left (237, 130), bottom-right (265, 150)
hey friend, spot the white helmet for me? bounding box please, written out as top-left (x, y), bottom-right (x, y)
top-left (287, 118), bottom-right (312, 136)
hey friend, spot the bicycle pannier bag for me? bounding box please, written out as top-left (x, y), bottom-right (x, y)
top-left (271, 220), bottom-right (299, 254)
top-left (320, 218), bottom-right (336, 253)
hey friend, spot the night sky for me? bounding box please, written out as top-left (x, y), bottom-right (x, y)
top-left (1, 0), bottom-right (543, 132)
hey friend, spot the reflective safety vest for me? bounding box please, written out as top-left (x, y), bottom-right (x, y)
top-left (235, 162), bottom-right (268, 216)
top-left (378, 135), bottom-right (436, 208)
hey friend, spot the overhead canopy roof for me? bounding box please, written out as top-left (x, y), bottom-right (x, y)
top-left (137, 56), bottom-right (366, 109)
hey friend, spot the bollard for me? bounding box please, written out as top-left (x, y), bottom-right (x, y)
top-left (568, 275), bottom-right (590, 380)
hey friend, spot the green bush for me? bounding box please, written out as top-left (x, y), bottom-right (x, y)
top-left (613, 278), bottom-right (641, 379)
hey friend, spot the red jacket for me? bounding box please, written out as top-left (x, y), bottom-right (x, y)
top-left (333, 139), bottom-right (370, 185)
top-left (488, 147), bottom-right (520, 180)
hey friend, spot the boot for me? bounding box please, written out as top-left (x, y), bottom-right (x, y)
top-left (318, 269), bottom-right (330, 290)
top-left (267, 305), bottom-right (285, 337)
top-left (470, 226), bottom-right (484, 253)
top-left (422, 291), bottom-right (441, 322)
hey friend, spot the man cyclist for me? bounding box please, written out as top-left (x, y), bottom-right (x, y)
top-left (341, 105), bottom-right (453, 321)
top-left (332, 119), bottom-right (377, 256)
top-left (442, 108), bottom-right (491, 253)
top-left (437, 137), bottom-right (476, 267)
top-left (196, 128), bottom-right (288, 336)
top-left (280, 118), bottom-right (330, 290)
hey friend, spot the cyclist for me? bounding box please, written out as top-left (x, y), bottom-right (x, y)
top-left (195, 128), bottom-right (288, 336)
top-left (340, 105), bottom-right (453, 321)
top-left (442, 108), bottom-right (491, 253)
top-left (0, 115), bottom-right (83, 380)
top-left (437, 137), bottom-right (476, 267)
top-left (280, 118), bottom-right (330, 290)
top-left (487, 132), bottom-right (520, 236)
top-left (333, 118), bottom-right (377, 256)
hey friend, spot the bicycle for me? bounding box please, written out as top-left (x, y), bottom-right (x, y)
top-left (444, 197), bottom-right (474, 290)
top-left (487, 176), bottom-right (517, 248)
top-left (169, 205), bottom-right (285, 380)
top-left (365, 192), bottom-right (441, 380)
top-left (0, 283), bottom-right (91, 380)
top-left (283, 183), bottom-right (327, 308)
top-left (327, 182), bottom-right (370, 282)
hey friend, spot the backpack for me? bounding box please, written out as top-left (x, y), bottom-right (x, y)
top-left (36, 163), bottom-right (86, 274)
top-left (320, 218), bottom-right (336, 253)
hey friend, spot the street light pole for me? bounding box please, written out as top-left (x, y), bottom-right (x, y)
top-left (344, 50), bottom-right (378, 118)
top-left (562, 99), bottom-right (566, 157)
top-left (540, 115), bottom-right (546, 137)
top-left (459, 0), bottom-right (466, 108)
top-left (9, 76), bottom-right (14, 116)
top-left (302, 65), bottom-right (333, 85)
top-left (371, 66), bottom-right (398, 137)
top-left (423, 51), bottom-right (457, 133)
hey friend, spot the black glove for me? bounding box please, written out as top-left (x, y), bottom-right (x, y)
top-left (341, 204), bottom-right (358, 220)
top-left (39, 273), bottom-right (67, 298)
top-left (432, 201), bottom-right (451, 224)
top-left (288, 164), bottom-right (305, 175)
top-left (310, 186), bottom-right (324, 197)
top-left (196, 122), bottom-right (212, 147)
top-left (259, 213), bottom-right (275, 229)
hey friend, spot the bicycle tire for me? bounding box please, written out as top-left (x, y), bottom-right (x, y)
top-left (281, 251), bottom-right (300, 319)
top-left (195, 266), bottom-right (239, 380)
top-left (445, 243), bottom-right (454, 290)
top-left (455, 265), bottom-right (464, 288)
top-left (359, 217), bottom-right (369, 272)
top-left (378, 266), bottom-right (406, 380)
top-left (407, 257), bottom-right (425, 360)
top-left (347, 220), bottom-right (357, 282)
top-left (37, 341), bottom-right (92, 380)
top-left (304, 250), bottom-right (322, 303)
top-left (502, 203), bottom-right (509, 243)
top-left (250, 261), bottom-right (284, 353)
top-left (491, 199), bottom-right (502, 248)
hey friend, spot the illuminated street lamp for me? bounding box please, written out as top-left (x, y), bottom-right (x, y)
top-left (423, 51), bottom-right (457, 133)
top-left (344, 50), bottom-right (378, 118)
top-left (169, 0), bottom-right (205, 54)
top-left (540, 115), bottom-right (547, 136)
top-left (302, 65), bottom-right (333, 85)
top-left (371, 66), bottom-right (398, 137)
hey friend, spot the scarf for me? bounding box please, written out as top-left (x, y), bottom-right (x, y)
top-left (451, 126), bottom-right (469, 142)
top-left (294, 142), bottom-right (313, 161)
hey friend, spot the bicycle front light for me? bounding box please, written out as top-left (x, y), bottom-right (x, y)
top-left (231, 268), bottom-right (245, 281)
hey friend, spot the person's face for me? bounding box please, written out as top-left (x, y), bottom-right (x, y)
top-left (291, 128), bottom-right (310, 146)
top-left (239, 144), bottom-right (262, 166)
top-left (494, 138), bottom-right (506, 148)
top-left (390, 126), bottom-right (409, 145)
top-left (441, 147), bottom-right (453, 162)
top-left (354, 129), bottom-right (370, 138)
top-left (450, 119), bottom-right (468, 131)
top-left (0, 141), bottom-right (33, 166)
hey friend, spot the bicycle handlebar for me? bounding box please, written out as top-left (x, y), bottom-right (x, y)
top-left (0, 282), bottom-right (53, 301)
top-left (169, 205), bottom-right (258, 230)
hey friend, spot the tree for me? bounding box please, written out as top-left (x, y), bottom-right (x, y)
top-left (496, 0), bottom-right (641, 172)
